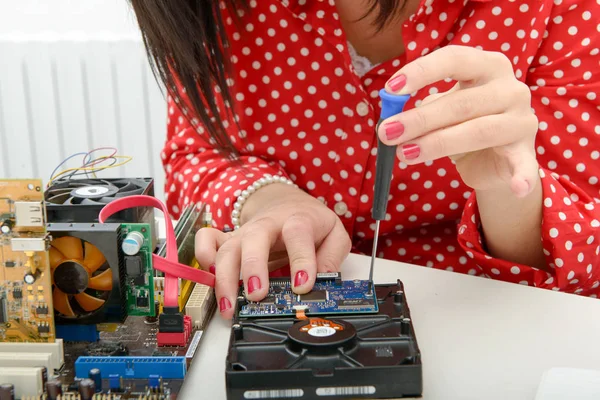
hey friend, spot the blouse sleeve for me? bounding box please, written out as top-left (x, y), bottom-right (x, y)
top-left (457, 0), bottom-right (600, 295)
top-left (162, 92), bottom-right (289, 230)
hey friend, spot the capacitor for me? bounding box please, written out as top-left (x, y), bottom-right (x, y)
top-left (0, 220), bottom-right (13, 234)
top-left (88, 368), bottom-right (102, 392)
top-left (0, 384), bottom-right (14, 400)
top-left (78, 379), bottom-right (95, 400)
top-left (122, 231), bottom-right (145, 255)
top-left (45, 381), bottom-right (63, 400)
top-left (24, 272), bottom-right (37, 284)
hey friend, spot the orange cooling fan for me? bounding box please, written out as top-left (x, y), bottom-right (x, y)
top-left (50, 236), bottom-right (113, 318)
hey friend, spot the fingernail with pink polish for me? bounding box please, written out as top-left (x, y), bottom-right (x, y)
top-left (248, 276), bottom-right (261, 294)
top-left (209, 264), bottom-right (215, 274)
top-left (219, 297), bottom-right (231, 312)
top-left (383, 121), bottom-right (404, 141)
top-left (388, 74), bottom-right (407, 92)
top-left (294, 270), bottom-right (308, 287)
top-left (402, 144), bottom-right (421, 160)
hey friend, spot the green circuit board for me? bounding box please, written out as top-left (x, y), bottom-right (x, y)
top-left (121, 223), bottom-right (155, 317)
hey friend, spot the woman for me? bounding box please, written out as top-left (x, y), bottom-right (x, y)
top-left (131, 0), bottom-right (600, 319)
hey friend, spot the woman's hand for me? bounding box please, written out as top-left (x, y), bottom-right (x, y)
top-left (379, 45), bottom-right (539, 198)
top-left (195, 182), bottom-right (352, 319)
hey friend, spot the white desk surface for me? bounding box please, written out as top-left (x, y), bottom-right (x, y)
top-left (178, 253), bottom-right (600, 400)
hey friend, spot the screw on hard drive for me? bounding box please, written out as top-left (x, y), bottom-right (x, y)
top-left (394, 290), bottom-right (404, 303)
top-left (232, 323), bottom-right (243, 340)
top-left (401, 318), bottom-right (411, 335)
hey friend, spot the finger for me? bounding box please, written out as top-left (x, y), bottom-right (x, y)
top-left (240, 217), bottom-right (278, 301)
top-left (281, 213), bottom-right (318, 294)
top-left (418, 82), bottom-right (459, 107)
top-left (379, 80), bottom-right (513, 146)
top-left (396, 113), bottom-right (531, 164)
top-left (195, 228), bottom-right (233, 274)
top-left (214, 235), bottom-right (242, 319)
top-left (418, 85), bottom-right (460, 160)
top-left (315, 219), bottom-right (351, 273)
top-left (385, 45), bottom-right (513, 95)
top-left (505, 143), bottom-right (540, 198)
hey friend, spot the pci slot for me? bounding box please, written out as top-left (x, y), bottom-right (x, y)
top-left (0, 339), bottom-right (64, 373)
top-left (184, 283), bottom-right (215, 329)
top-left (0, 367), bottom-right (44, 397)
top-left (0, 352), bottom-right (52, 372)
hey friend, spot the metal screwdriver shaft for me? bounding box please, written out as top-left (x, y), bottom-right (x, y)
top-left (369, 90), bottom-right (411, 290)
top-left (368, 221), bottom-right (379, 284)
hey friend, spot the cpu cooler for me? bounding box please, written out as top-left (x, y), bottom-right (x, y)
top-left (48, 223), bottom-right (126, 324)
top-left (45, 178), bottom-right (154, 224)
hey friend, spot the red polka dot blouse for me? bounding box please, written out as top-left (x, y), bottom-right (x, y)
top-left (162, 0), bottom-right (600, 296)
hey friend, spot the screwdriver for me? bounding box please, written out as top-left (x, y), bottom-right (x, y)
top-left (369, 89), bottom-right (411, 289)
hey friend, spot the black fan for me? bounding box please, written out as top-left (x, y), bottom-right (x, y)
top-left (45, 179), bottom-right (147, 205)
top-left (45, 177), bottom-right (154, 232)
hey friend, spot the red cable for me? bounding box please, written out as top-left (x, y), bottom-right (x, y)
top-left (98, 195), bottom-right (215, 308)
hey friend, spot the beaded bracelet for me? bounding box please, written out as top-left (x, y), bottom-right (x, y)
top-left (231, 174), bottom-right (297, 230)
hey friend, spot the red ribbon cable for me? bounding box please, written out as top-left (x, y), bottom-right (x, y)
top-left (98, 195), bottom-right (215, 308)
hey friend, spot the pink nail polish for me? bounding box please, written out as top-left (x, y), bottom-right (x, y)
top-left (383, 121), bottom-right (404, 140)
top-left (402, 144), bottom-right (420, 160)
top-left (219, 297), bottom-right (231, 312)
top-left (388, 74), bottom-right (407, 92)
top-left (248, 276), bottom-right (261, 294)
top-left (209, 264), bottom-right (215, 274)
top-left (294, 270), bottom-right (308, 287)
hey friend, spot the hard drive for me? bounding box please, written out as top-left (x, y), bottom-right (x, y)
top-left (225, 279), bottom-right (423, 399)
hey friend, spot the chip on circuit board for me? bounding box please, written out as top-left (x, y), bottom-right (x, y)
top-left (299, 290), bottom-right (328, 303)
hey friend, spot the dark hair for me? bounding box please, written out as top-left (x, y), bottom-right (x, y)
top-left (129, 0), bottom-right (404, 156)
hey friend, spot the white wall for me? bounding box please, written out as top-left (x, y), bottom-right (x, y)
top-left (0, 0), bottom-right (168, 200)
top-left (0, 0), bottom-right (141, 39)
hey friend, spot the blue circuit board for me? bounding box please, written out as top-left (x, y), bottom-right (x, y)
top-left (239, 273), bottom-right (378, 317)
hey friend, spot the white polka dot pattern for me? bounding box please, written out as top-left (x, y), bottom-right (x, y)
top-left (162, 0), bottom-right (600, 296)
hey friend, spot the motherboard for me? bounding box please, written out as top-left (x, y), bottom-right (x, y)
top-left (0, 179), bottom-right (55, 342)
top-left (0, 179), bottom-right (216, 399)
top-left (57, 313), bottom-right (208, 397)
top-left (239, 273), bottom-right (378, 318)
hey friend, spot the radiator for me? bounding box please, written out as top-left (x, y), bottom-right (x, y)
top-left (0, 39), bottom-right (167, 200)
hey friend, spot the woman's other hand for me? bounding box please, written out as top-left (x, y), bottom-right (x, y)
top-left (195, 181), bottom-right (352, 319)
top-left (379, 45), bottom-right (539, 198)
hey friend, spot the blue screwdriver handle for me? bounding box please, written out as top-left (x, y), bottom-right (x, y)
top-left (372, 89), bottom-right (410, 221)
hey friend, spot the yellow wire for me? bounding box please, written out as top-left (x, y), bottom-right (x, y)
top-left (83, 155), bottom-right (115, 180)
top-left (51, 156), bottom-right (132, 181)
top-left (48, 156), bottom-right (133, 187)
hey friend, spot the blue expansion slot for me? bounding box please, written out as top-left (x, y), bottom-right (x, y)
top-left (75, 356), bottom-right (186, 379)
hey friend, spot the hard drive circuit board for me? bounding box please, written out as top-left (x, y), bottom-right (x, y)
top-left (239, 273), bottom-right (379, 317)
